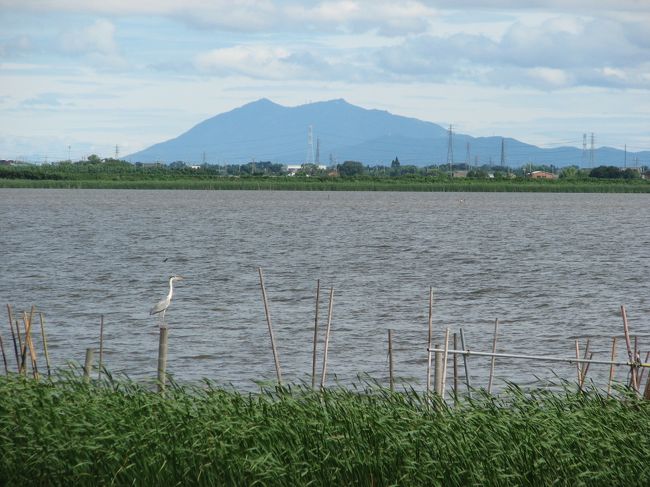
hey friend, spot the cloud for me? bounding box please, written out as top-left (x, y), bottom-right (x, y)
top-left (0, 35), bottom-right (32, 58)
top-left (59, 19), bottom-right (126, 68)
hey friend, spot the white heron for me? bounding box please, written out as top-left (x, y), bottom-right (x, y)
top-left (150, 275), bottom-right (184, 326)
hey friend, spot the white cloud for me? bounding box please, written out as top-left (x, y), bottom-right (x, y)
top-left (57, 19), bottom-right (128, 69)
top-left (195, 45), bottom-right (307, 79)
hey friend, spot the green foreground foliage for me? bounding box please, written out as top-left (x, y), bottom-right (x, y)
top-left (1, 374), bottom-right (649, 486)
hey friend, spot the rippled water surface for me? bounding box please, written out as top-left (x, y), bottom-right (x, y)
top-left (1, 189), bottom-right (649, 390)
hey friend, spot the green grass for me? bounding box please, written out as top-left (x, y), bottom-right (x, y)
top-left (1, 373), bottom-right (649, 486)
top-left (2, 176), bottom-right (650, 192)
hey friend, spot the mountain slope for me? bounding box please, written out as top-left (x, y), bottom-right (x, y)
top-left (127, 99), bottom-right (646, 167)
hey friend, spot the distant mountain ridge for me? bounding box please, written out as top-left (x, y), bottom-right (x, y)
top-left (127, 99), bottom-right (648, 167)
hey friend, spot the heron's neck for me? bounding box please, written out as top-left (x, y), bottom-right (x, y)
top-left (167, 278), bottom-right (174, 299)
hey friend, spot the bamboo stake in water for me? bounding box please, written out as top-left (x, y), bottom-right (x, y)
top-left (441, 328), bottom-right (450, 398)
top-left (459, 328), bottom-right (472, 398)
top-left (388, 329), bottom-right (394, 392)
top-left (580, 338), bottom-right (590, 381)
top-left (620, 305), bottom-right (638, 392)
top-left (6, 304), bottom-right (19, 372)
top-left (157, 326), bottom-right (169, 393)
top-left (258, 268), bottom-right (282, 385)
top-left (426, 287), bottom-right (433, 395)
top-left (311, 280), bottom-right (320, 389)
top-left (98, 314), bottom-right (104, 380)
top-left (575, 340), bottom-right (583, 389)
top-left (38, 312), bottom-right (51, 378)
top-left (320, 287), bottom-right (334, 390)
top-left (83, 348), bottom-right (94, 384)
top-left (637, 351), bottom-right (650, 388)
top-left (452, 332), bottom-right (458, 404)
top-left (607, 337), bottom-right (617, 396)
top-left (487, 319), bottom-right (499, 394)
top-left (433, 344), bottom-right (442, 395)
top-left (24, 307), bottom-right (39, 380)
top-left (19, 311), bottom-right (32, 376)
top-left (0, 331), bottom-right (7, 375)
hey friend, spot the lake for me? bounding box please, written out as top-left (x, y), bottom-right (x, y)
top-left (1, 189), bottom-right (648, 391)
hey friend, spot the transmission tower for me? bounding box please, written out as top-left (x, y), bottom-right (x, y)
top-left (306, 125), bottom-right (314, 164)
top-left (446, 125), bottom-right (454, 176)
top-left (590, 133), bottom-right (595, 166)
top-left (500, 137), bottom-right (506, 167)
top-left (582, 133), bottom-right (587, 167)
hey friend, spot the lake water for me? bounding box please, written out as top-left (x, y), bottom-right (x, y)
top-left (1, 189), bottom-right (649, 391)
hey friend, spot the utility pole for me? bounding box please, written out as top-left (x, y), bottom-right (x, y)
top-left (446, 124), bottom-right (454, 177)
top-left (582, 133), bottom-right (587, 167)
top-left (500, 137), bottom-right (506, 168)
top-left (315, 137), bottom-right (320, 165)
top-left (465, 142), bottom-right (470, 170)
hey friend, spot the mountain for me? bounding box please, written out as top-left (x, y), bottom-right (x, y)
top-left (127, 99), bottom-right (648, 167)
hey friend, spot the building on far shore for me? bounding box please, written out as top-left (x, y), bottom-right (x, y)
top-left (529, 170), bottom-right (558, 180)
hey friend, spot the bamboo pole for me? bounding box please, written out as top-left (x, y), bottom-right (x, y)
top-left (426, 287), bottom-right (433, 395)
top-left (620, 305), bottom-right (638, 392)
top-left (575, 340), bottom-right (583, 389)
top-left (83, 348), bottom-right (94, 384)
top-left (15, 319), bottom-right (23, 370)
top-left (320, 287), bottom-right (334, 390)
top-left (433, 344), bottom-right (442, 395)
top-left (258, 268), bottom-right (282, 385)
top-left (19, 312), bottom-right (31, 375)
top-left (453, 332), bottom-right (458, 404)
top-left (38, 312), bottom-right (51, 378)
top-left (643, 361), bottom-right (650, 401)
top-left (157, 326), bottom-right (169, 393)
top-left (0, 331), bottom-right (7, 375)
top-left (441, 328), bottom-right (450, 398)
top-left (637, 351), bottom-right (650, 387)
top-left (311, 280), bottom-right (320, 389)
top-left (426, 347), bottom-right (637, 367)
top-left (487, 319), bottom-right (499, 394)
top-left (459, 328), bottom-right (472, 398)
top-left (580, 338), bottom-right (591, 380)
top-left (6, 305), bottom-right (19, 372)
top-left (607, 337), bottom-right (617, 396)
top-left (98, 314), bottom-right (104, 380)
top-left (388, 329), bottom-right (394, 392)
top-left (580, 352), bottom-right (594, 389)
top-left (25, 307), bottom-right (39, 380)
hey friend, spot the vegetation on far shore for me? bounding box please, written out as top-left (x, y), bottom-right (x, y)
top-left (1, 156), bottom-right (649, 192)
top-left (1, 372), bottom-right (649, 486)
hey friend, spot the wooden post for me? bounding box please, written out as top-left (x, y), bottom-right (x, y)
top-left (580, 352), bottom-right (594, 389)
top-left (157, 326), bottom-right (169, 393)
top-left (637, 351), bottom-right (650, 388)
top-left (320, 287), bottom-right (334, 390)
top-left (607, 337), bottom-right (617, 396)
top-left (258, 268), bottom-right (282, 385)
top-left (98, 314), bottom-right (104, 380)
top-left (433, 344), bottom-right (442, 395)
top-left (19, 312), bottom-right (31, 375)
top-left (620, 305), bottom-right (638, 392)
top-left (39, 312), bottom-right (51, 378)
top-left (487, 319), bottom-right (499, 394)
top-left (311, 280), bottom-right (320, 389)
top-left (441, 328), bottom-right (450, 399)
top-left (83, 348), bottom-right (94, 383)
top-left (426, 287), bottom-right (433, 395)
top-left (388, 329), bottom-right (394, 392)
top-left (6, 305), bottom-right (20, 372)
top-left (459, 328), bottom-right (472, 398)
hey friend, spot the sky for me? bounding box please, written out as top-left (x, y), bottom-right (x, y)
top-left (1, 0), bottom-right (649, 162)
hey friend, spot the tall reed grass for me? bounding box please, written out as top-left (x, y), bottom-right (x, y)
top-left (1, 373), bottom-right (648, 486)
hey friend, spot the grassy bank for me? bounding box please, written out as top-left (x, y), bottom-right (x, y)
top-left (2, 176), bottom-right (650, 192)
top-left (1, 374), bottom-right (649, 486)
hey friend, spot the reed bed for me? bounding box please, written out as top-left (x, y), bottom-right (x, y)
top-left (2, 177), bottom-right (650, 192)
top-left (1, 372), bottom-right (649, 486)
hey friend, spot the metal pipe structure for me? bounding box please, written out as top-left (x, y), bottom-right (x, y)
top-left (426, 347), bottom-right (648, 368)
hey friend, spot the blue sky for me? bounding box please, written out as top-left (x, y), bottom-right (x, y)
top-left (1, 0), bottom-right (649, 162)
